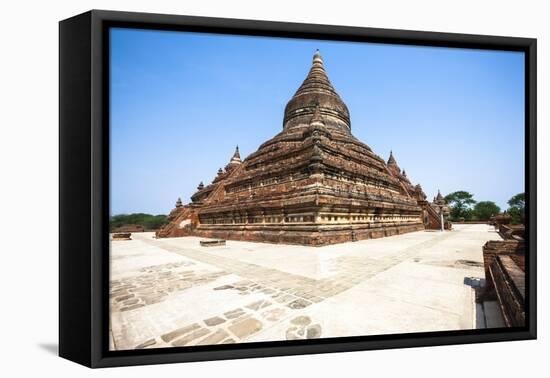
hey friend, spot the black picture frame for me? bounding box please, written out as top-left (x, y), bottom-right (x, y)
top-left (59, 9), bottom-right (537, 368)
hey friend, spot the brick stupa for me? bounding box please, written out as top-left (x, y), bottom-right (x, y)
top-left (157, 51), bottom-right (443, 245)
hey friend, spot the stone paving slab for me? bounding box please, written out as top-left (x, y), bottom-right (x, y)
top-left (109, 224), bottom-right (502, 350)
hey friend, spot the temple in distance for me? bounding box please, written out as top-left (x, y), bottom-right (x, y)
top-left (157, 51), bottom-right (449, 245)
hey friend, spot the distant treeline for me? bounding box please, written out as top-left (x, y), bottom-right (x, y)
top-left (444, 191), bottom-right (524, 224)
top-left (110, 213), bottom-right (168, 231)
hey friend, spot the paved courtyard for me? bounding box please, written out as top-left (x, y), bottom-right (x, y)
top-left (109, 224), bottom-right (503, 350)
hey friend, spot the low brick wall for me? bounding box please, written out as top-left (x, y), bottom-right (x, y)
top-left (113, 224), bottom-right (146, 233)
top-left (481, 240), bottom-right (526, 327)
top-left (498, 224), bottom-right (525, 240)
top-left (489, 255), bottom-right (525, 327)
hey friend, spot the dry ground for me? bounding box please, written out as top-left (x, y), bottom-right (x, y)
top-left (109, 224), bottom-right (503, 350)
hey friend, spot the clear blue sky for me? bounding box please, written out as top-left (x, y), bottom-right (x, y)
top-left (110, 28), bottom-right (525, 215)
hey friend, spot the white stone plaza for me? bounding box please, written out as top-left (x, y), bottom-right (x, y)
top-left (109, 224), bottom-right (504, 350)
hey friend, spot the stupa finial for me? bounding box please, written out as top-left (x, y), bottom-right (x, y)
top-left (313, 49), bottom-right (322, 63)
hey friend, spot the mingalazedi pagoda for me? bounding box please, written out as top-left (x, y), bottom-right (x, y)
top-left (157, 51), bottom-right (449, 245)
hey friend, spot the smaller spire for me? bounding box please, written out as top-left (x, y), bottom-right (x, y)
top-left (414, 184), bottom-right (426, 200)
top-left (197, 181), bottom-right (204, 190)
top-left (402, 169), bottom-right (407, 177)
top-left (175, 197), bottom-right (182, 208)
top-left (225, 145), bottom-right (242, 173)
top-left (388, 150), bottom-right (397, 166)
top-left (434, 189), bottom-right (445, 204)
top-left (229, 145), bottom-right (242, 165)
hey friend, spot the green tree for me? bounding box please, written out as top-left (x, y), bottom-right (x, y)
top-left (472, 201), bottom-right (501, 221)
top-left (462, 208), bottom-right (474, 221)
top-left (507, 192), bottom-right (525, 224)
top-left (110, 213), bottom-right (168, 231)
top-left (444, 191), bottom-right (476, 221)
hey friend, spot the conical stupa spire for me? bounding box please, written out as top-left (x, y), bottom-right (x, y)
top-left (294, 50), bottom-right (338, 97)
top-left (283, 51), bottom-right (351, 130)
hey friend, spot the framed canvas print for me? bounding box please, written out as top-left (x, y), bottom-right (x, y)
top-left (59, 10), bottom-right (536, 368)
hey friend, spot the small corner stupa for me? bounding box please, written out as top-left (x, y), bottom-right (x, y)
top-left (157, 51), bottom-right (446, 245)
